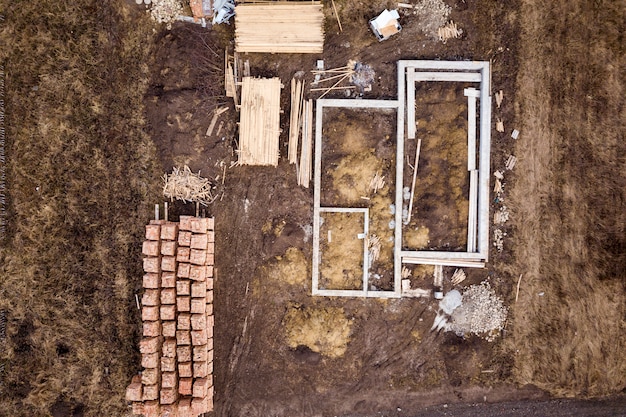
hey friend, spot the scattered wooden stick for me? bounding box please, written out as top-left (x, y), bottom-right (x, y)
top-left (406, 138), bottom-right (422, 224)
top-left (515, 274), bottom-right (523, 302)
top-left (331, 0), bottom-right (342, 32)
top-left (318, 72), bottom-right (352, 99)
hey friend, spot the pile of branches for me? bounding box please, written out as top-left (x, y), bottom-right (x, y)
top-left (163, 165), bottom-right (216, 206)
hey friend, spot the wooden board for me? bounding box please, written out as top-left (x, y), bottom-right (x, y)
top-left (238, 77), bottom-right (282, 166)
top-left (235, 4), bottom-right (324, 54)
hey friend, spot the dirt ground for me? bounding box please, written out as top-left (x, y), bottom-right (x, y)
top-left (0, 0), bottom-right (624, 416)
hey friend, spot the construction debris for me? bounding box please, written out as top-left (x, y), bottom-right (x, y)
top-left (237, 77), bottom-right (282, 166)
top-left (369, 171), bottom-right (386, 194)
top-left (437, 20), bottom-right (462, 42)
top-left (493, 206), bottom-right (509, 225)
top-left (234, 3), bottom-right (324, 53)
top-left (495, 90), bottom-right (504, 108)
top-left (205, 107), bottom-right (228, 137)
top-left (401, 266), bottom-right (412, 279)
top-left (450, 268), bottom-right (466, 286)
top-left (493, 228), bottom-right (505, 252)
top-left (496, 118), bottom-right (504, 132)
top-left (149, 0), bottom-right (183, 26)
top-left (369, 9), bottom-right (402, 41)
top-left (445, 281), bottom-right (508, 342)
top-left (505, 155), bottom-right (517, 170)
top-left (413, 0), bottom-right (451, 39)
top-left (511, 129), bottom-right (520, 139)
top-left (311, 61), bottom-right (375, 96)
top-left (367, 234), bottom-right (382, 266)
top-left (163, 166), bottom-right (216, 206)
top-left (212, 0), bottom-right (235, 25)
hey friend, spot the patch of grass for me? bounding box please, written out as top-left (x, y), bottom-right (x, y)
top-left (507, 0), bottom-right (626, 397)
top-left (0, 1), bottom-right (161, 415)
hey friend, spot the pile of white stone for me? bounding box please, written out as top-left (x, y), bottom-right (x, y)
top-left (136, 0), bottom-right (183, 25)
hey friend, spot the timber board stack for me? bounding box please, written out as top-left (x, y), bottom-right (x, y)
top-left (126, 216), bottom-right (215, 417)
top-left (234, 3), bottom-right (324, 54)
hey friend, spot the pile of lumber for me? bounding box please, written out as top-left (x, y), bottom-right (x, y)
top-left (234, 3), bottom-right (324, 53)
top-left (288, 79), bottom-right (313, 187)
top-left (163, 166), bottom-right (215, 206)
top-left (238, 77), bottom-right (282, 166)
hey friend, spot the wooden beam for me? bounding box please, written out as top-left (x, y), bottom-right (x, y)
top-left (406, 138), bottom-right (422, 225)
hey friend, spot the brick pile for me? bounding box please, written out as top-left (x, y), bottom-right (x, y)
top-left (126, 216), bottom-right (215, 417)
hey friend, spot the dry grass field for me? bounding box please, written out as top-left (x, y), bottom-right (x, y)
top-left (0, 0), bottom-right (624, 416)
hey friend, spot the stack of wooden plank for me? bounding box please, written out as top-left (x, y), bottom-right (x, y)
top-left (235, 3), bottom-right (324, 54)
top-left (238, 77), bottom-right (282, 166)
top-left (288, 78), bottom-right (304, 164)
top-left (297, 99), bottom-right (314, 187)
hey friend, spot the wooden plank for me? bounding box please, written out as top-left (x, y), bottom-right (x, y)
top-left (406, 138), bottom-right (421, 225)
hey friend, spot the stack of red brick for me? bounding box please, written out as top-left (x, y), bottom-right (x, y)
top-left (126, 216), bottom-right (215, 417)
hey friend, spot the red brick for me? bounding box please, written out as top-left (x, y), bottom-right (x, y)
top-left (143, 257), bottom-right (160, 273)
top-left (162, 321), bottom-right (176, 338)
top-left (207, 349), bottom-right (213, 363)
top-left (178, 231), bottom-right (192, 247)
top-left (189, 249), bottom-right (207, 266)
top-left (178, 395), bottom-right (192, 411)
top-left (207, 231), bottom-right (215, 243)
top-left (207, 337), bottom-right (213, 351)
top-left (207, 360), bottom-right (213, 375)
top-left (206, 303), bottom-right (213, 316)
top-left (205, 253), bottom-right (215, 266)
top-left (190, 314), bottom-right (206, 331)
top-left (193, 361), bottom-right (208, 378)
top-left (162, 272), bottom-right (176, 288)
top-left (161, 223), bottom-right (179, 241)
top-left (143, 273), bottom-right (160, 289)
top-left (142, 240), bottom-right (160, 256)
top-left (206, 323), bottom-right (213, 339)
top-left (142, 352), bottom-right (159, 369)
top-left (190, 218), bottom-right (209, 234)
top-left (126, 380), bottom-right (143, 402)
top-left (142, 306), bottom-right (159, 322)
top-left (145, 224), bottom-right (161, 241)
top-left (193, 344), bottom-right (207, 362)
top-left (206, 290), bottom-right (213, 304)
top-left (177, 313), bottom-right (191, 330)
top-left (189, 265), bottom-right (206, 281)
top-left (143, 400), bottom-right (160, 417)
top-left (179, 215), bottom-right (193, 231)
top-left (207, 241), bottom-right (215, 254)
top-left (190, 299), bottom-right (205, 314)
top-left (161, 404), bottom-right (178, 417)
top-left (176, 280), bottom-right (190, 296)
top-left (206, 217), bottom-right (215, 231)
top-left (177, 247), bottom-right (190, 262)
top-left (143, 321), bottom-right (161, 337)
top-left (179, 361), bottom-right (193, 378)
top-left (178, 378), bottom-right (193, 396)
top-left (161, 371), bottom-right (178, 389)
top-left (150, 219), bottom-right (166, 225)
top-left (206, 266), bottom-right (214, 278)
top-left (177, 345), bottom-right (192, 362)
top-left (176, 330), bottom-right (191, 346)
top-left (161, 288), bottom-right (176, 305)
top-left (142, 367), bottom-right (159, 386)
top-left (192, 378), bottom-right (209, 398)
top-left (206, 314), bottom-right (214, 329)
top-left (161, 356), bottom-right (176, 372)
top-left (161, 256), bottom-right (176, 272)
top-left (191, 329), bottom-right (207, 346)
top-left (142, 289), bottom-right (160, 306)
top-left (132, 402), bottom-right (144, 415)
top-left (190, 281), bottom-right (206, 298)
top-left (161, 240), bottom-right (177, 257)
top-left (140, 337), bottom-right (161, 354)
top-left (160, 387), bottom-right (178, 405)
top-left (162, 339), bottom-right (177, 358)
top-left (142, 384), bottom-right (159, 401)
top-left (177, 296), bottom-right (190, 312)
top-left (160, 305), bottom-right (176, 321)
top-left (177, 263), bottom-right (190, 278)
top-left (192, 397), bottom-right (209, 416)
top-left (190, 233), bottom-right (208, 250)
top-left (206, 277), bottom-right (213, 290)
